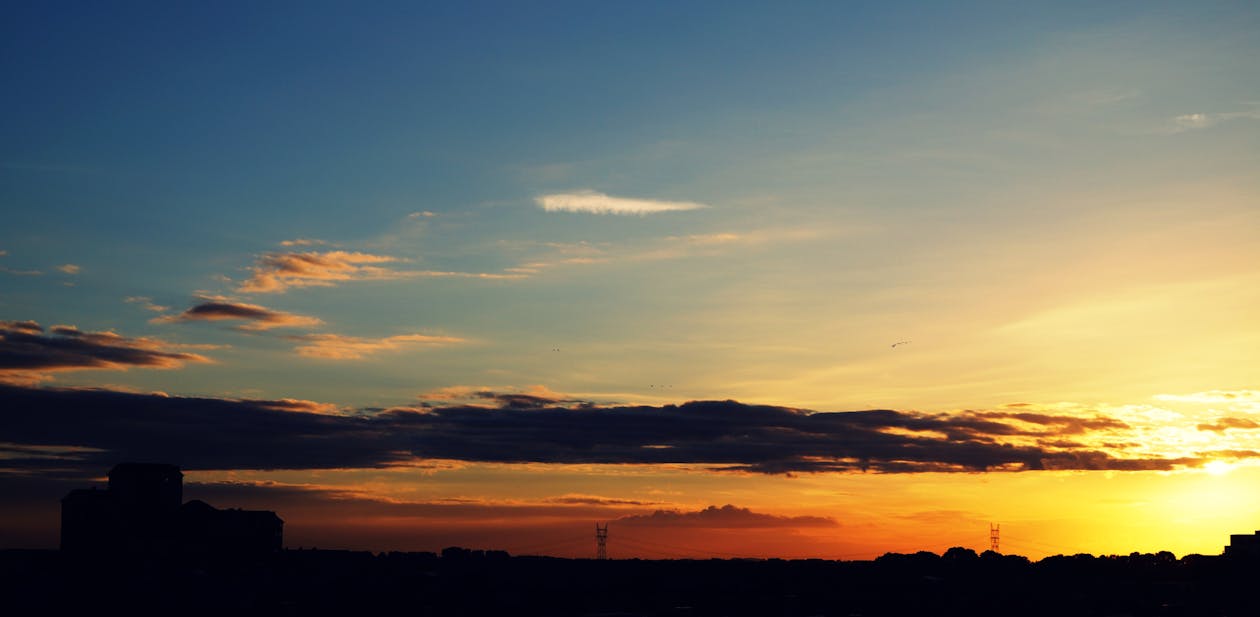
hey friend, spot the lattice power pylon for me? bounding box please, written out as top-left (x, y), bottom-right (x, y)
top-left (990, 523), bottom-right (1000, 553)
top-left (595, 522), bottom-right (609, 560)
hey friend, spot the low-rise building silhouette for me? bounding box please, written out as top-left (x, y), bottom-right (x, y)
top-left (1225, 530), bottom-right (1260, 557)
top-left (61, 463), bottom-right (282, 555)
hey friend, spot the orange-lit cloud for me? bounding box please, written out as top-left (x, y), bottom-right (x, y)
top-left (289, 332), bottom-right (466, 359)
top-left (154, 298), bottom-right (323, 330)
top-left (1197, 418), bottom-right (1260, 433)
top-left (56, 264), bottom-right (80, 274)
top-left (0, 321), bottom-right (211, 384)
top-left (242, 397), bottom-right (345, 415)
top-left (239, 250), bottom-right (406, 293)
top-left (238, 249), bottom-right (523, 293)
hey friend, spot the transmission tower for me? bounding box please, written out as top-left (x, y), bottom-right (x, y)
top-left (595, 522), bottom-right (608, 560)
top-left (989, 523), bottom-right (1000, 553)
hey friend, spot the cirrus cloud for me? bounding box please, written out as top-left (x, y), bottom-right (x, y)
top-left (237, 250), bottom-right (524, 293)
top-left (535, 191), bottom-right (709, 215)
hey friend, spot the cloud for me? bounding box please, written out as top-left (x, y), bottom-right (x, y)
top-left (154, 298), bottom-right (323, 331)
top-left (288, 333), bottom-right (467, 359)
top-left (279, 238), bottom-right (330, 247)
top-left (240, 397), bottom-right (345, 415)
top-left (56, 264), bottom-right (80, 275)
top-left (0, 251), bottom-right (41, 275)
top-left (0, 386), bottom-right (1222, 477)
top-left (1197, 417), bottom-right (1260, 433)
top-left (238, 250), bottom-right (523, 293)
top-left (238, 250), bottom-right (406, 293)
top-left (617, 504), bottom-right (837, 528)
top-left (1155, 390), bottom-right (1260, 404)
top-left (545, 495), bottom-right (662, 506)
top-left (972, 411), bottom-right (1129, 435)
top-left (414, 384), bottom-right (595, 409)
top-left (535, 191), bottom-right (709, 215)
top-left (407, 211), bottom-right (437, 219)
top-left (123, 296), bottom-right (170, 313)
top-left (0, 321), bottom-right (211, 384)
top-left (1170, 106), bottom-right (1260, 132)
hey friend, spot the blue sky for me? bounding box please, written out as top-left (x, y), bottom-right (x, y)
top-left (3, 1), bottom-right (1258, 408)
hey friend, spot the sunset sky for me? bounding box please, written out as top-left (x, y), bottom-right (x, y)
top-left (2, 2), bottom-right (1259, 560)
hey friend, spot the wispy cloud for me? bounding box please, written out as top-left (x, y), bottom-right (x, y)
top-left (154, 298), bottom-right (323, 331)
top-left (407, 211), bottom-right (437, 219)
top-left (1154, 390), bottom-right (1260, 404)
top-left (238, 250), bottom-right (522, 293)
top-left (124, 296), bottom-right (170, 313)
top-left (535, 190), bottom-right (709, 215)
top-left (289, 332), bottom-right (467, 359)
top-left (279, 238), bottom-right (330, 247)
top-left (544, 494), bottom-right (662, 506)
top-left (415, 384), bottom-right (591, 409)
top-left (56, 264), bottom-right (80, 275)
top-left (0, 321), bottom-right (211, 384)
top-left (1169, 106), bottom-right (1260, 132)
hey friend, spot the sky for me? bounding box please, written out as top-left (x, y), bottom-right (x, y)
top-left (2, 1), bottom-right (1258, 560)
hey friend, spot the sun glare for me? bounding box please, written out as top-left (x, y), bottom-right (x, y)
top-left (1203, 460), bottom-right (1233, 476)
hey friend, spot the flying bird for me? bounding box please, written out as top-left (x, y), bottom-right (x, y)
top-left (891, 340), bottom-right (911, 348)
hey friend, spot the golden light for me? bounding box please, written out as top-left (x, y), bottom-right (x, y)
top-left (1203, 460), bottom-right (1234, 476)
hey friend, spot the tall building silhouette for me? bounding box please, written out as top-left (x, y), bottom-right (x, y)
top-left (61, 463), bottom-right (282, 555)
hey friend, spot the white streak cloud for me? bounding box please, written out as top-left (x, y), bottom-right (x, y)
top-left (535, 191), bottom-right (709, 215)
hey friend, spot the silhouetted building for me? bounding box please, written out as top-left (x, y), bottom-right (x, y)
top-left (109, 462), bottom-right (182, 512)
top-left (61, 463), bottom-right (282, 556)
top-left (178, 500), bottom-right (283, 554)
top-left (60, 487), bottom-right (118, 553)
top-left (1225, 531), bottom-right (1260, 557)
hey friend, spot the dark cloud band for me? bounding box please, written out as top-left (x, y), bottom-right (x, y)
top-left (0, 384), bottom-right (1212, 477)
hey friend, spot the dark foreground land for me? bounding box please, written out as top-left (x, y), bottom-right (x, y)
top-left (3, 547), bottom-right (1258, 616)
